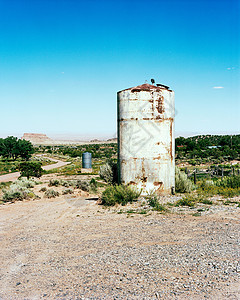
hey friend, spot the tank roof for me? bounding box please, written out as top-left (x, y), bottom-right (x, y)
top-left (118, 83), bottom-right (172, 93)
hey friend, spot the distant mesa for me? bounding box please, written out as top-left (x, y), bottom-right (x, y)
top-left (22, 133), bottom-right (52, 144)
top-left (107, 138), bottom-right (117, 143)
top-left (20, 133), bottom-right (118, 145)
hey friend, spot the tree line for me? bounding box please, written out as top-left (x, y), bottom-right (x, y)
top-left (0, 136), bottom-right (34, 160)
top-left (176, 134), bottom-right (240, 160)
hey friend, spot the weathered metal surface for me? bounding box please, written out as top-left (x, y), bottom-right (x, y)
top-left (82, 152), bottom-right (92, 169)
top-left (117, 83), bottom-right (175, 195)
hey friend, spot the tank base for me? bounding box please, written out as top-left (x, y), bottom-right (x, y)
top-left (81, 168), bottom-right (93, 173)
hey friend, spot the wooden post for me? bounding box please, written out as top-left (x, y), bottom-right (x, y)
top-left (194, 169), bottom-right (197, 185)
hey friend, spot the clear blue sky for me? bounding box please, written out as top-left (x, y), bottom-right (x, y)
top-left (0, 0), bottom-right (239, 139)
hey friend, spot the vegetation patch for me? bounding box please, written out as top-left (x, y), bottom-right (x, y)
top-left (19, 161), bottom-right (43, 179)
top-left (146, 193), bottom-right (168, 212)
top-left (1, 178), bottom-right (37, 202)
top-left (175, 167), bottom-right (195, 193)
top-left (101, 185), bottom-right (140, 206)
top-left (198, 178), bottom-right (240, 198)
top-left (44, 189), bottom-right (59, 198)
top-left (99, 160), bottom-right (117, 184)
top-left (49, 179), bottom-right (61, 187)
top-left (62, 189), bottom-right (74, 195)
top-left (175, 195), bottom-right (197, 207)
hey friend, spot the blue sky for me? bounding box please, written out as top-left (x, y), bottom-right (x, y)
top-left (0, 0), bottom-right (239, 139)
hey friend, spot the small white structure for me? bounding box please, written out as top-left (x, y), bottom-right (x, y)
top-left (117, 83), bottom-right (175, 195)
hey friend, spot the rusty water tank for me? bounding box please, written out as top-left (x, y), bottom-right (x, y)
top-left (117, 83), bottom-right (175, 195)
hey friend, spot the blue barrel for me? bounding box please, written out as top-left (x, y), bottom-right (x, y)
top-left (82, 152), bottom-right (92, 168)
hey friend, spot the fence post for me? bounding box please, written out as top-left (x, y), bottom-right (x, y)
top-left (194, 169), bottom-right (197, 185)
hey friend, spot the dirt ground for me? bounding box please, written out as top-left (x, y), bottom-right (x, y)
top-left (0, 176), bottom-right (239, 299)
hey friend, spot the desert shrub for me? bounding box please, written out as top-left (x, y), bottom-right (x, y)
top-left (39, 187), bottom-right (47, 192)
top-left (62, 189), bottom-right (74, 195)
top-left (75, 180), bottom-right (89, 192)
top-left (60, 180), bottom-right (70, 187)
top-left (175, 195), bottom-right (196, 207)
top-left (44, 189), bottom-right (59, 198)
top-left (175, 167), bottom-right (195, 193)
top-left (198, 179), bottom-right (240, 198)
top-left (27, 192), bottom-right (35, 198)
top-left (200, 198), bottom-right (213, 205)
top-left (223, 199), bottom-right (239, 205)
top-left (216, 175), bottom-right (240, 189)
top-left (99, 163), bottom-right (113, 183)
top-left (89, 178), bottom-right (97, 193)
top-left (2, 177), bottom-right (39, 202)
top-left (147, 195), bottom-right (167, 211)
top-left (101, 185), bottom-right (140, 206)
top-left (0, 182), bottom-right (11, 190)
top-left (217, 187), bottom-right (240, 198)
top-left (197, 183), bottom-right (219, 197)
top-left (14, 177), bottom-right (36, 188)
top-left (61, 180), bottom-right (74, 187)
top-left (49, 179), bottom-right (60, 187)
top-left (2, 185), bottom-right (38, 202)
top-left (2, 187), bottom-right (29, 202)
top-left (145, 192), bottom-right (167, 211)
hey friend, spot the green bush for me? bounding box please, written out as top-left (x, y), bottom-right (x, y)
top-left (200, 198), bottom-right (213, 205)
top-left (62, 189), bottom-right (74, 195)
top-left (44, 189), bottom-right (59, 198)
top-left (19, 161), bottom-right (42, 179)
top-left (175, 195), bottom-right (196, 207)
top-left (99, 163), bottom-right (113, 183)
top-left (216, 175), bottom-right (240, 189)
top-left (145, 193), bottom-right (168, 212)
top-left (39, 187), bottom-right (47, 192)
top-left (175, 167), bottom-right (195, 193)
top-left (3, 187), bottom-right (28, 202)
top-left (2, 178), bottom-right (37, 202)
top-left (61, 180), bottom-right (75, 187)
top-left (218, 187), bottom-right (240, 198)
top-left (101, 185), bottom-right (140, 206)
top-left (49, 179), bottom-right (60, 187)
top-left (14, 177), bottom-right (36, 188)
top-left (198, 178), bottom-right (240, 198)
top-left (89, 178), bottom-right (97, 193)
top-left (75, 180), bottom-right (89, 192)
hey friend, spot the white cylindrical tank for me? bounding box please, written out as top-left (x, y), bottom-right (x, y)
top-left (117, 83), bottom-right (175, 195)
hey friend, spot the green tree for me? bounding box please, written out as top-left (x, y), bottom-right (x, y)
top-left (16, 139), bottom-right (34, 160)
top-left (0, 137), bottom-right (34, 160)
top-left (19, 161), bottom-right (43, 179)
top-left (1, 136), bottom-right (18, 159)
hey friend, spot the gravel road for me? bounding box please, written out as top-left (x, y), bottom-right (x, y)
top-left (0, 195), bottom-right (239, 299)
top-left (0, 157), bottom-right (70, 183)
